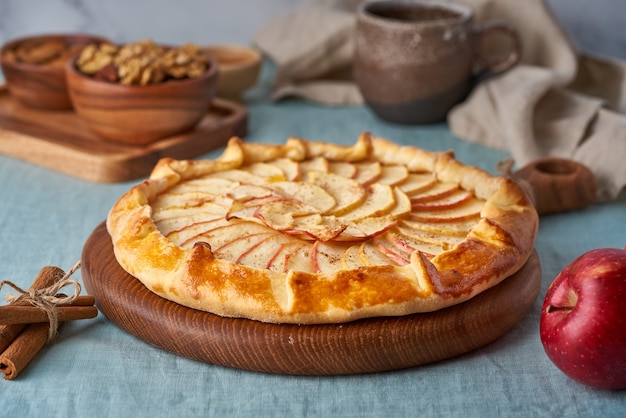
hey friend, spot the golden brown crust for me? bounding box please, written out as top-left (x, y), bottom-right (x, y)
top-left (106, 133), bottom-right (538, 324)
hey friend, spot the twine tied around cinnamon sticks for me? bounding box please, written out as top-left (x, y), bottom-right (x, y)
top-left (1, 261), bottom-right (82, 341)
top-left (0, 263), bottom-right (98, 380)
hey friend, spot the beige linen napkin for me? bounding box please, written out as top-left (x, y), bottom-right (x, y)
top-left (253, 0), bottom-right (364, 104)
top-left (447, 0), bottom-right (626, 202)
top-left (253, 0), bottom-right (626, 201)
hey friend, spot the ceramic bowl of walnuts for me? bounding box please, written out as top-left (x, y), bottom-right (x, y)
top-left (65, 39), bottom-right (219, 145)
top-left (0, 33), bottom-right (109, 110)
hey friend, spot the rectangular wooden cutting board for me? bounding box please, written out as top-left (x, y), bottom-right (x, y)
top-left (0, 85), bottom-right (247, 183)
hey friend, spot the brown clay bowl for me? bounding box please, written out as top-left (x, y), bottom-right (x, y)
top-left (514, 157), bottom-right (597, 215)
top-left (0, 33), bottom-right (109, 110)
top-left (65, 50), bottom-right (219, 146)
top-left (204, 44), bottom-right (261, 101)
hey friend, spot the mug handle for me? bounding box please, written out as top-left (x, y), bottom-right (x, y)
top-left (472, 20), bottom-right (521, 77)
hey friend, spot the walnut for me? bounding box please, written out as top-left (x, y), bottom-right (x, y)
top-left (118, 56), bottom-right (166, 86)
top-left (159, 43), bottom-right (209, 79)
top-left (75, 39), bottom-right (209, 85)
top-left (4, 38), bottom-right (84, 67)
top-left (114, 39), bottom-right (165, 66)
top-left (16, 39), bottom-right (66, 64)
top-left (76, 43), bottom-right (118, 75)
top-left (92, 63), bottom-right (118, 83)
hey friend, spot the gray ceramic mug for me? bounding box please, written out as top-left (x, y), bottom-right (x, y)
top-left (354, 0), bottom-right (521, 125)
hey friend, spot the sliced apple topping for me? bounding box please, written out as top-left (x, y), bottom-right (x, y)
top-left (157, 209), bottom-right (226, 237)
top-left (358, 242), bottom-right (396, 266)
top-left (266, 241), bottom-right (304, 272)
top-left (377, 164), bottom-right (409, 185)
top-left (410, 198), bottom-right (484, 223)
top-left (268, 181), bottom-right (336, 213)
top-left (411, 189), bottom-right (473, 210)
top-left (372, 238), bottom-right (411, 265)
top-left (227, 184), bottom-right (275, 202)
top-left (254, 199), bottom-right (318, 230)
top-left (283, 214), bottom-right (348, 242)
top-left (285, 244), bottom-right (312, 273)
top-left (352, 161), bottom-right (382, 185)
top-left (311, 241), bottom-right (351, 273)
top-left (236, 234), bottom-right (294, 269)
top-left (396, 222), bottom-right (464, 249)
top-left (166, 176), bottom-right (239, 196)
top-left (328, 161), bottom-right (357, 178)
top-left (267, 158), bottom-right (300, 181)
top-left (150, 147), bottom-right (491, 276)
top-left (337, 215), bottom-right (397, 241)
top-left (390, 187), bottom-right (412, 218)
top-left (339, 245), bottom-right (363, 270)
top-left (297, 156), bottom-right (329, 179)
top-left (188, 220), bottom-right (271, 252)
top-left (396, 173), bottom-right (437, 195)
top-left (382, 233), bottom-right (416, 257)
top-left (151, 191), bottom-right (218, 212)
top-left (152, 200), bottom-right (228, 225)
top-left (339, 183), bottom-right (396, 221)
top-left (409, 181), bottom-right (460, 203)
top-left (213, 231), bottom-right (278, 263)
top-left (399, 218), bottom-right (474, 238)
top-left (386, 230), bottom-right (442, 258)
top-left (251, 199), bottom-right (344, 242)
top-left (306, 171), bottom-right (366, 216)
top-left (206, 169), bottom-right (269, 186)
top-left (226, 195), bottom-right (284, 220)
top-left (242, 162), bottom-right (286, 181)
top-left (168, 217), bottom-right (232, 247)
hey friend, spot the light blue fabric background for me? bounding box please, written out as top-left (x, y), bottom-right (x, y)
top-left (1, 0), bottom-right (626, 415)
top-left (1, 62), bottom-right (625, 417)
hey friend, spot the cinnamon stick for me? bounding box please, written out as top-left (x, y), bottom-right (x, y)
top-left (0, 265), bottom-right (95, 380)
top-left (0, 296), bottom-right (97, 325)
top-left (0, 322), bottom-right (49, 380)
top-left (0, 266), bottom-right (63, 353)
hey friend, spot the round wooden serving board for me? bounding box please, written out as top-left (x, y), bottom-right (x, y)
top-left (81, 222), bottom-right (541, 375)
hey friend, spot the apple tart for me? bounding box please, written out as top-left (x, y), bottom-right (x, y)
top-left (106, 133), bottom-right (538, 324)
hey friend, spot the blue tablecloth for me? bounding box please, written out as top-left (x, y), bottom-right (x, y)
top-left (1, 64), bottom-right (625, 417)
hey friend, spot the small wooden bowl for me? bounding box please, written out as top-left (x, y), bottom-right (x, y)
top-left (204, 44), bottom-right (262, 101)
top-left (514, 157), bottom-right (597, 215)
top-left (66, 52), bottom-right (219, 146)
top-left (0, 33), bottom-right (109, 110)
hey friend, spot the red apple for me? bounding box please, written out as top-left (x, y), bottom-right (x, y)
top-left (539, 247), bottom-right (626, 390)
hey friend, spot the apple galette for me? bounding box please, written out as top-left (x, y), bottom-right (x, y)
top-left (106, 133), bottom-right (538, 324)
